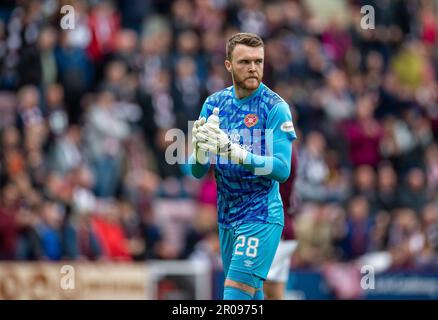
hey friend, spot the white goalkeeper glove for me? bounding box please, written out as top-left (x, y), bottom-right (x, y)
top-left (196, 108), bottom-right (248, 164)
top-left (192, 117), bottom-right (209, 164)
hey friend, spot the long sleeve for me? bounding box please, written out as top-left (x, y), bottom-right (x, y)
top-left (242, 101), bottom-right (296, 182)
top-left (243, 139), bottom-right (293, 183)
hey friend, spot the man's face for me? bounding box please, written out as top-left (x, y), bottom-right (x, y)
top-left (225, 44), bottom-right (264, 91)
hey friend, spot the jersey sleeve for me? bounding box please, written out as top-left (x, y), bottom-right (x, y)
top-left (199, 97), bottom-right (214, 120)
top-left (243, 101), bottom-right (296, 183)
top-left (266, 101), bottom-right (297, 143)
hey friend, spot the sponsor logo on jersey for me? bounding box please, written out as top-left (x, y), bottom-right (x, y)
top-left (281, 121), bottom-right (295, 133)
top-left (244, 114), bottom-right (258, 128)
top-left (244, 260), bottom-right (254, 267)
top-left (229, 133), bottom-right (241, 144)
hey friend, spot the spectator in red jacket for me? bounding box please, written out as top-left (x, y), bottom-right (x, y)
top-left (0, 182), bottom-right (20, 260)
top-left (343, 93), bottom-right (383, 168)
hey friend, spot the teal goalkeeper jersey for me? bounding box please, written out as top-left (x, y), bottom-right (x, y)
top-left (198, 83), bottom-right (297, 228)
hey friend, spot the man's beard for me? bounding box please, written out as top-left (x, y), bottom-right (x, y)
top-left (232, 70), bottom-right (261, 91)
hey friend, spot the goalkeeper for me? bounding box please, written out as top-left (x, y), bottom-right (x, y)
top-left (189, 33), bottom-right (296, 300)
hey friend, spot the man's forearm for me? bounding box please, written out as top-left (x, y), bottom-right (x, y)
top-left (242, 153), bottom-right (290, 183)
top-left (242, 139), bottom-right (292, 183)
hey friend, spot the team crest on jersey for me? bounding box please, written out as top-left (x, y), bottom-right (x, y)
top-left (244, 114), bottom-right (258, 128)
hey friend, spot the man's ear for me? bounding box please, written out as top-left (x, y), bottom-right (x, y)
top-left (224, 60), bottom-right (232, 73)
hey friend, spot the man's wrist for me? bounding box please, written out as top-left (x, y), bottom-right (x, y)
top-left (193, 146), bottom-right (209, 165)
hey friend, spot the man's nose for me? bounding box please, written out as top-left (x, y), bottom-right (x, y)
top-left (248, 62), bottom-right (256, 71)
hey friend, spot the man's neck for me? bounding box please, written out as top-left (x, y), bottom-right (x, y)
top-left (233, 84), bottom-right (259, 100)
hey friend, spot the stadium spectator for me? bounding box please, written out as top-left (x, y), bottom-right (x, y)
top-left (343, 93), bottom-right (383, 168)
top-left (399, 167), bottom-right (429, 215)
top-left (375, 162), bottom-right (402, 213)
top-left (339, 196), bottom-right (373, 260)
top-left (0, 182), bottom-right (20, 260)
top-left (84, 90), bottom-right (130, 197)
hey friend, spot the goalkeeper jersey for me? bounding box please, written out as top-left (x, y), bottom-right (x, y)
top-left (198, 82), bottom-right (297, 228)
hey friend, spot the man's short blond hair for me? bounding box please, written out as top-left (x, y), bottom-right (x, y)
top-left (226, 32), bottom-right (264, 61)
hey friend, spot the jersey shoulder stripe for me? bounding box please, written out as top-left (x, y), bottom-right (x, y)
top-left (205, 86), bottom-right (233, 104)
top-left (260, 85), bottom-right (287, 112)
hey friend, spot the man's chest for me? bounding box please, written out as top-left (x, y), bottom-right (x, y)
top-left (216, 99), bottom-right (269, 154)
top-left (219, 99), bottom-right (268, 132)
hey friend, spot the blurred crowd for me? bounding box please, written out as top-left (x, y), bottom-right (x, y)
top-left (0, 0), bottom-right (438, 273)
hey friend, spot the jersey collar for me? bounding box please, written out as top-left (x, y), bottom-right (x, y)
top-left (232, 82), bottom-right (264, 106)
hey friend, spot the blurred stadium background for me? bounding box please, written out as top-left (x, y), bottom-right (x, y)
top-left (1, 0), bottom-right (438, 300)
